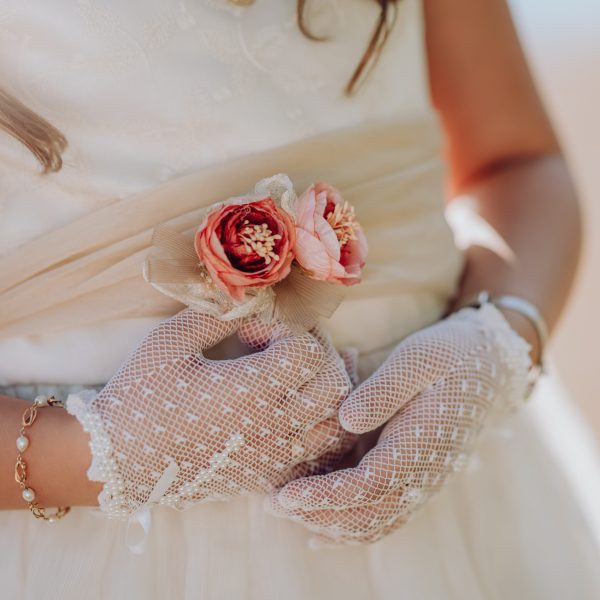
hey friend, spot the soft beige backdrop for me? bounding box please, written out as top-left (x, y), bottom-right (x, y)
top-left (511, 0), bottom-right (600, 438)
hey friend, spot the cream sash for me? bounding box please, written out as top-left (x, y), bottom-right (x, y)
top-left (0, 113), bottom-right (460, 339)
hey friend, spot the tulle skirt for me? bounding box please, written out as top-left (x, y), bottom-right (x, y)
top-left (2, 374), bottom-right (600, 600)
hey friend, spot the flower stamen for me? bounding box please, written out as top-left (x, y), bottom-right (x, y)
top-left (239, 220), bottom-right (281, 264)
top-left (326, 201), bottom-right (359, 247)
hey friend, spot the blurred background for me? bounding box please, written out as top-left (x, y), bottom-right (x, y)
top-left (510, 0), bottom-right (600, 440)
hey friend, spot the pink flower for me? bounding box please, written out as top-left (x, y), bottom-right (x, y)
top-left (194, 198), bottom-right (296, 302)
top-left (293, 182), bottom-right (368, 285)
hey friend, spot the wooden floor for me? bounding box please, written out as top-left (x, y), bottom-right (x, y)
top-left (511, 0), bottom-right (600, 438)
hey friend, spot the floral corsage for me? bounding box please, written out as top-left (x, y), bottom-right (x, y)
top-left (144, 174), bottom-right (367, 329)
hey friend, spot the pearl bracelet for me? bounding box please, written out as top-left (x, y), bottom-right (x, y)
top-left (14, 395), bottom-right (71, 523)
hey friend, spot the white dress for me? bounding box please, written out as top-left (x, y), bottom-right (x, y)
top-left (1, 1), bottom-right (599, 598)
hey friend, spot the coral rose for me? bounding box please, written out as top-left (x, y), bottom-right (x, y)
top-left (293, 182), bottom-right (368, 285)
top-left (194, 198), bottom-right (295, 302)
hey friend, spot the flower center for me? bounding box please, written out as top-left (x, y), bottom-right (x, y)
top-left (239, 220), bottom-right (281, 264)
top-left (326, 201), bottom-right (359, 247)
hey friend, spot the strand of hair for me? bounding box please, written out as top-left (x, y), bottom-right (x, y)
top-left (0, 87), bottom-right (67, 174)
top-left (345, 1), bottom-right (399, 96)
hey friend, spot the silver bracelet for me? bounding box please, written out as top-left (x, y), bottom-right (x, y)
top-left (493, 294), bottom-right (549, 356)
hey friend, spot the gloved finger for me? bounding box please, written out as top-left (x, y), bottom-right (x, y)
top-left (307, 325), bottom-right (337, 356)
top-left (239, 320), bottom-right (352, 419)
top-left (244, 321), bottom-right (345, 370)
top-left (270, 399), bottom-right (462, 512)
top-left (300, 416), bottom-right (347, 461)
top-left (266, 487), bottom-right (406, 541)
top-left (282, 352), bottom-right (352, 424)
top-left (152, 308), bottom-right (243, 354)
top-left (239, 331), bottom-right (325, 400)
top-left (307, 513), bottom-right (407, 549)
top-left (256, 415), bottom-right (352, 483)
top-left (269, 444), bottom-right (397, 512)
top-left (237, 317), bottom-right (297, 350)
top-left (339, 347), bottom-right (359, 388)
top-left (338, 337), bottom-right (452, 434)
top-left (239, 320), bottom-right (345, 366)
top-left (309, 326), bottom-right (358, 381)
top-left (183, 409), bottom-right (353, 502)
top-left (277, 411), bottom-right (461, 514)
top-left (270, 426), bottom-right (432, 511)
top-left (377, 385), bottom-right (479, 479)
top-left (287, 429), bottom-right (357, 482)
top-left (181, 432), bottom-right (304, 502)
top-left (165, 419), bottom-right (355, 505)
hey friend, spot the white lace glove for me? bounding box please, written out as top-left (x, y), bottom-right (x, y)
top-left (237, 318), bottom-right (359, 480)
top-left (67, 309), bottom-right (352, 518)
top-left (266, 305), bottom-right (532, 546)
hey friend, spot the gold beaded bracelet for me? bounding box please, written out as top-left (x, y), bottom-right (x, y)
top-left (14, 395), bottom-right (71, 523)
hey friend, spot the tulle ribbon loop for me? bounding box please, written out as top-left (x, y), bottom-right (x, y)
top-left (143, 203), bottom-right (349, 330)
top-left (144, 225), bottom-right (200, 284)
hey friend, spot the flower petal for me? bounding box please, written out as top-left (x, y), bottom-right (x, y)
top-left (295, 188), bottom-right (317, 235)
top-left (314, 214), bottom-right (341, 261)
top-left (315, 190), bottom-right (328, 216)
top-left (294, 229), bottom-right (334, 280)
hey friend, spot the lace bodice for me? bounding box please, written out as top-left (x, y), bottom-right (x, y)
top-left (0, 0), bottom-right (430, 223)
top-left (0, 0), bottom-right (448, 386)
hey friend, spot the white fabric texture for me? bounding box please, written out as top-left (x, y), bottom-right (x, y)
top-left (1, 1), bottom-right (600, 599)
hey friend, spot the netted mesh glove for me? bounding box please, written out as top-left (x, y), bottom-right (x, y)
top-left (237, 318), bottom-right (359, 481)
top-left (66, 309), bottom-right (353, 519)
top-left (265, 304), bottom-right (532, 547)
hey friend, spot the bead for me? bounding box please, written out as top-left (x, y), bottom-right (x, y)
top-left (16, 435), bottom-right (29, 453)
top-left (22, 487), bottom-right (36, 503)
top-left (34, 394), bottom-right (49, 406)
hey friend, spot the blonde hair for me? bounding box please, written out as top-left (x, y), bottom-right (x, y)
top-left (0, 87), bottom-right (67, 174)
top-left (298, 0), bottom-right (399, 96)
top-left (1, 0), bottom-right (399, 174)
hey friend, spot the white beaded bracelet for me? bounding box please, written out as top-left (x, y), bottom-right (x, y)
top-left (14, 395), bottom-right (71, 523)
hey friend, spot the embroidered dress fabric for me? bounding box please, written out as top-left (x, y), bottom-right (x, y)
top-left (1, 1), bottom-right (600, 599)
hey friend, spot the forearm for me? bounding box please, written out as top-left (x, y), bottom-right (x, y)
top-left (449, 153), bottom-right (582, 362)
top-left (0, 395), bottom-right (102, 509)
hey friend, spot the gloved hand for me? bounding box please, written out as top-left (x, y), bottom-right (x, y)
top-left (265, 305), bottom-right (532, 546)
top-left (67, 309), bottom-right (353, 518)
top-left (237, 317), bottom-right (359, 483)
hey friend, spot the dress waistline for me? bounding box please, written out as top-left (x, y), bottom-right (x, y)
top-left (0, 112), bottom-right (461, 340)
top-left (0, 383), bottom-right (104, 402)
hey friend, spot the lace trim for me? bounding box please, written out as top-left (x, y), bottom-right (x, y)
top-left (65, 390), bottom-right (130, 520)
top-left (457, 303), bottom-right (533, 410)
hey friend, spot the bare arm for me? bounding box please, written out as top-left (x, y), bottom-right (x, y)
top-left (424, 0), bottom-right (581, 360)
top-left (0, 395), bottom-right (102, 509)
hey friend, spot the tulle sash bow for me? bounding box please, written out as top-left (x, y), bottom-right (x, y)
top-left (0, 113), bottom-right (454, 338)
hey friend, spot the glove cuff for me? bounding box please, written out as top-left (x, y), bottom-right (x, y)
top-left (456, 304), bottom-right (533, 409)
top-left (65, 390), bottom-right (129, 519)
